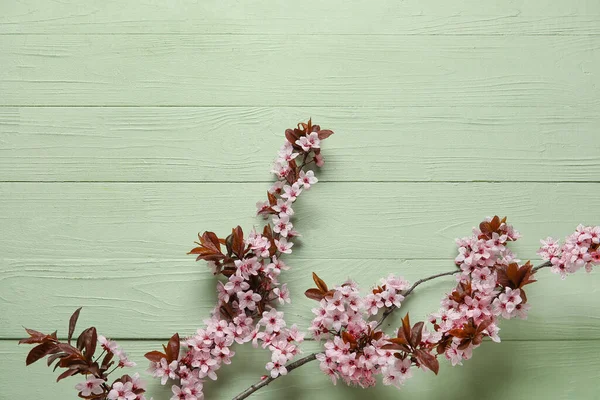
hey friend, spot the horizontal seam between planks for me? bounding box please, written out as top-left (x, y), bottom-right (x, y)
top-left (1, 105), bottom-right (598, 109)
top-left (0, 33), bottom-right (599, 37)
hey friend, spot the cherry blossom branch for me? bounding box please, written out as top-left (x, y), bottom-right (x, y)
top-left (233, 258), bottom-right (557, 400)
top-left (233, 267), bottom-right (460, 400)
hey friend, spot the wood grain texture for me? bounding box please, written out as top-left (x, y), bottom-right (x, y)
top-left (1, 182), bottom-right (598, 259)
top-left (1, 0), bottom-right (599, 35)
top-left (1, 35), bottom-right (599, 107)
top-left (1, 258), bottom-right (598, 340)
top-left (1, 107), bottom-right (599, 183)
top-left (4, 340), bottom-right (599, 399)
top-left (2, 0), bottom-right (600, 398)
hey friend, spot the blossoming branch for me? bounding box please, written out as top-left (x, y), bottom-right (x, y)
top-left (19, 120), bottom-right (335, 400)
top-left (233, 218), bottom-right (598, 399)
top-left (18, 123), bottom-right (599, 400)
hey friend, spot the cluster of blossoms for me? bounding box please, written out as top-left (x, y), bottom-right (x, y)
top-left (306, 273), bottom-right (430, 388)
top-left (538, 225), bottom-right (600, 278)
top-left (428, 216), bottom-right (531, 367)
top-left (19, 309), bottom-right (150, 400)
top-left (143, 121), bottom-right (334, 399)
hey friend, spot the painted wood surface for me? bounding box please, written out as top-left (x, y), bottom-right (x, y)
top-left (1, 35), bottom-right (599, 108)
top-left (1, 0), bottom-right (599, 399)
top-left (2, 107), bottom-right (599, 183)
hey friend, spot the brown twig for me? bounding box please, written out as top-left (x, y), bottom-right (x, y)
top-left (232, 260), bottom-right (551, 399)
top-left (232, 353), bottom-right (318, 400)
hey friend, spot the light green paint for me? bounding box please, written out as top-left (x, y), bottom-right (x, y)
top-left (0, 1), bottom-right (598, 399)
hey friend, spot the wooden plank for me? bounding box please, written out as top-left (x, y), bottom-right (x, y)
top-left (3, 340), bottom-right (599, 399)
top-left (1, 107), bottom-right (599, 183)
top-left (1, 0), bottom-right (599, 35)
top-left (1, 257), bottom-right (598, 339)
top-left (1, 182), bottom-right (598, 260)
top-left (1, 35), bottom-right (598, 107)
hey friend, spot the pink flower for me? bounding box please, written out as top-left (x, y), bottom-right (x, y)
top-left (98, 335), bottom-right (118, 353)
top-left (278, 142), bottom-right (299, 162)
top-left (272, 214), bottom-right (293, 237)
top-left (234, 257), bottom-right (261, 279)
top-left (266, 358), bottom-right (288, 378)
top-left (255, 200), bottom-right (271, 217)
top-left (152, 358), bottom-right (179, 385)
top-left (295, 132), bottom-right (320, 152)
top-left (471, 267), bottom-right (497, 293)
top-left (224, 275), bottom-right (250, 294)
top-left (273, 284), bottom-right (291, 305)
top-left (281, 183), bottom-right (302, 202)
top-left (260, 309), bottom-right (286, 334)
top-left (272, 199), bottom-right (294, 216)
top-left (108, 382), bottom-right (136, 400)
top-left (237, 290), bottom-right (262, 311)
top-left (275, 238), bottom-right (293, 254)
top-left (269, 180), bottom-right (285, 195)
top-left (298, 170), bottom-right (318, 189)
top-left (170, 385), bottom-right (194, 400)
top-left (75, 376), bottom-right (105, 396)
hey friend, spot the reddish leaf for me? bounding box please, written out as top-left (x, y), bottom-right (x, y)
top-left (26, 342), bottom-right (57, 365)
top-left (56, 368), bottom-right (77, 382)
top-left (381, 343), bottom-right (412, 353)
top-left (317, 129), bottom-right (334, 140)
top-left (76, 327), bottom-right (97, 361)
top-left (165, 333), bottom-right (180, 363)
top-left (285, 129), bottom-right (300, 145)
top-left (144, 350), bottom-right (166, 363)
top-left (231, 226), bottom-right (245, 259)
top-left (68, 307), bottom-right (82, 345)
top-left (267, 191), bottom-right (277, 207)
top-left (304, 288), bottom-right (325, 301)
top-left (401, 314), bottom-right (412, 345)
top-left (410, 321), bottom-right (424, 347)
top-left (312, 272), bottom-right (328, 293)
top-left (19, 328), bottom-right (54, 345)
top-left (414, 349), bottom-right (439, 375)
top-left (387, 337), bottom-right (409, 346)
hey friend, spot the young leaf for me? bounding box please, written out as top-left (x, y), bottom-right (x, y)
top-left (68, 307), bottom-right (82, 345)
top-left (231, 226), bottom-right (245, 259)
top-left (144, 350), bottom-right (166, 363)
top-left (317, 129), bottom-right (335, 140)
top-left (312, 272), bottom-right (328, 293)
top-left (304, 288), bottom-right (325, 301)
top-left (165, 333), bottom-right (180, 363)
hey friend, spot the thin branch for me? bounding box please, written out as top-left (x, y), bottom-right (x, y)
top-left (375, 269), bottom-right (459, 330)
top-left (232, 260), bottom-right (551, 399)
top-left (533, 260), bottom-right (552, 272)
top-left (232, 353), bottom-right (317, 400)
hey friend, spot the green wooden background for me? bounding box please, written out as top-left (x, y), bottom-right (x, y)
top-left (1, 1), bottom-right (599, 399)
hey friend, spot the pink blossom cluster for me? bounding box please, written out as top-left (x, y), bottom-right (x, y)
top-left (309, 276), bottom-right (419, 388)
top-left (429, 216), bottom-right (527, 367)
top-left (75, 373), bottom-right (148, 400)
top-left (99, 335), bottom-right (137, 368)
top-left (147, 122), bottom-right (332, 399)
top-left (538, 224), bottom-right (600, 279)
